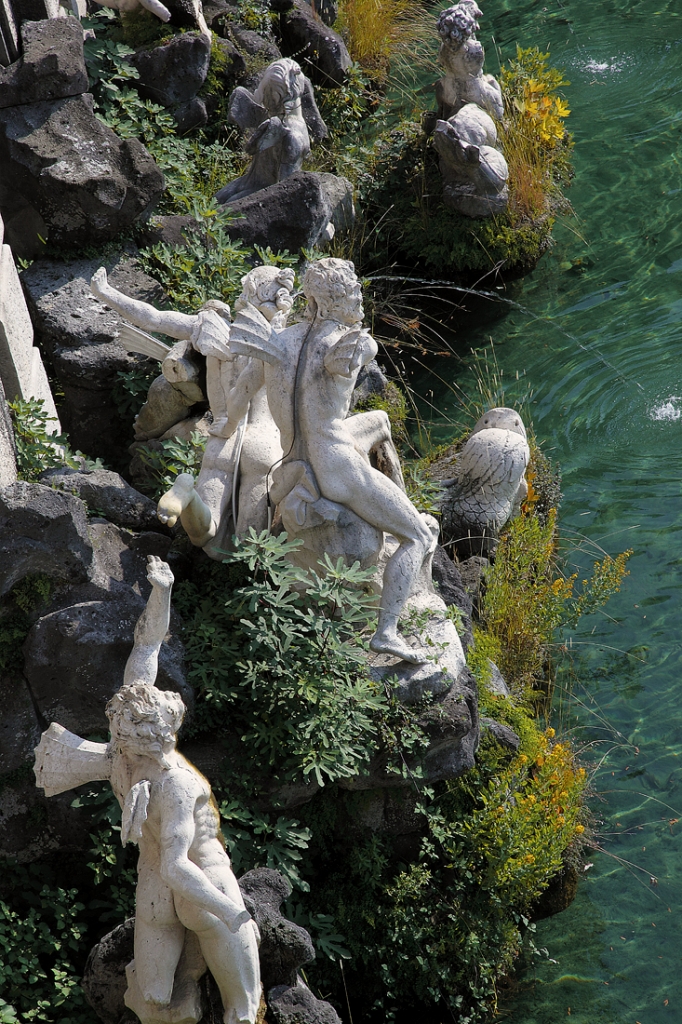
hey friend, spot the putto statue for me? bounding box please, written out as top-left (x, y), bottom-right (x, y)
top-left (433, 102), bottom-right (508, 217)
top-left (230, 257), bottom-right (438, 664)
top-left (435, 2), bottom-right (503, 121)
top-left (91, 264), bottom-right (295, 557)
top-left (91, 0), bottom-right (209, 33)
top-left (440, 407), bottom-right (530, 558)
top-left (34, 557), bottom-right (261, 1024)
top-left (215, 59), bottom-right (328, 205)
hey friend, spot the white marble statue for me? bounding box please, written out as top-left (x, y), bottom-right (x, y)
top-left (34, 557), bottom-right (261, 1024)
top-left (90, 0), bottom-right (209, 33)
top-left (229, 257), bottom-right (437, 665)
top-left (91, 265), bottom-right (295, 557)
top-left (215, 59), bottom-right (328, 205)
top-left (435, 3), bottom-right (503, 121)
top-left (433, 103), bottom-right (508, 217)
top-left (441, 407), bottom-right (530, 556)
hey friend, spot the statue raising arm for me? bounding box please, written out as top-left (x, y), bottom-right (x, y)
top-left (90, 267), bottom-right (197, 340)
top-left (123, 556), bottom-right (174, 688)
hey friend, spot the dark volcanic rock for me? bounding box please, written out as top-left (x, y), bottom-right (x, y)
top-left (0, 674), bottom-right (41, 773)
top-left (130, 32), bottom-right (211, 107)
top-left (230, 23), bottom-right (281, 61)
top-left (431, 544), bottom-right (473, 652)
top-left (223, 171), bottom-right (353, 252)
top-left (239, 868), bottom-right (315, 990)
top-left (268, 979), bottom-right (342, 1024)
top-left (21, 252), bottom-right (164, 465)
top-left (279, 0), bottom-right (350, 86)
top-left (164, 0), bottom-right (209, 30)
top-left (0, 374), bottom-right (16, 487)
top-left (0, 94), bottom-right (163, 256)
top-left (0, 774), bottom-right (92, 864)
top-left (82, 918), bottom-right (135, 1024)
top-left (40, 467), bottom-right (160, 531)
top-left (0, 18), bottom-right (88, 109)
top-left (480, 717), bottom-right (520, 751)
top-left (23, 574), bottom-right (190, 736)
top-left (0, 480), bottom-right (93, 596)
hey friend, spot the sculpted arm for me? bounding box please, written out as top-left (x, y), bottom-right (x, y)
top-left (90, 268), bottom-right (197, 340)
top-left (157, 775), bottom-right (250, 931)
top-left (225, 360), bottom-right (266, 425)
top-left (323, 328), bottom-right (377, 378)
top-left (123, 557), bottom-right (174, 688)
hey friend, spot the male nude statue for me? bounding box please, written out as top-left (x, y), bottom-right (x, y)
top-left (229, 257), bottom-right (437, 664)
top-left (34, 557), bottom-right (261, 1024)
top-left (91, 266), bottom-right (294, 556)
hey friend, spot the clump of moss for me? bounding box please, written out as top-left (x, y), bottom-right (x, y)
top-left (353, 380), bottom-right (409, 446)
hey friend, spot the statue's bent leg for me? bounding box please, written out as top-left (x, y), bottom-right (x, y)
top-left (157, 473), bottom-right (216, 548)
top-left (316, 455), bottom-right (435, 663)
top-left (174, 896), bottom-right (261, 1024)
top-left (346, 410), bottom-right (405, 490)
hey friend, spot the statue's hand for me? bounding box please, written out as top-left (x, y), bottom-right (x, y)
top-left (146, 555), bottom-right (174, 590)
top-left (227, 908), bottom-right (253, 933)
top-left (90, 267), bottom-right (109, 297)
top-left (324, 329), bottom-right (365, 378)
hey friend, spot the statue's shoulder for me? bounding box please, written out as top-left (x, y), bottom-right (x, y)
top-left (157, 762), bottom-right (208, 802)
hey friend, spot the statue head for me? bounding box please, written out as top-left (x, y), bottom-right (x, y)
top-left (106, 682), bottom-right (185, 768)
top-left (235, 265), bottom-right (296, 322)
top-left (303, 258), bottom-right (363, 326)
top-left (471, 407), bottom-right (527, 439)
top-left (437, 1), bottom-right (482, 46)
top-left (254, 58), bottom-right (305, 116)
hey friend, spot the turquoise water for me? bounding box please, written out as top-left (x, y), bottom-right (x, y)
top-left (416, 1), bottom-right (682, 1020)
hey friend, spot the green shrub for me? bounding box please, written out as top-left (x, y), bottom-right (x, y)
top-left (135, 431), bottom-right (208, 500)
top-left (8, 399), bottom-right (103, 483)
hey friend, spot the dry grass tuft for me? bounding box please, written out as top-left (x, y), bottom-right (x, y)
top-left (336, 0), bottom-right (429, 80)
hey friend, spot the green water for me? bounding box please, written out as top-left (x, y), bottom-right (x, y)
top-left (416, 1), bottom-right (682, 1020)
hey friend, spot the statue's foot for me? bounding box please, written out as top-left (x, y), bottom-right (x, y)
top-left (157, 472), bottom-right (196, 527)
top-left (370, 631), bottom-right (428, 665)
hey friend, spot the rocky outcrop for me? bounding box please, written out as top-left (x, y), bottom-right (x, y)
top-left (0, 93), bottom-right (164, 256)
top-left (278, 0), bottom-right (351, 86)
top-left (22, 526), bottom-right (189, 736)
top-left (82, 869), bottom-right (340, 1024)
top-left (224, 171), bottom-right (354, 252)
top-left (0, 18), bottom-right (87, 109)
top-left (130, 32), bottom-right (211, 131)
top-left (40, 467), bottom-right (160, 532)
top-left (0, 374), bottom-right (16, 487)
top-left (21, 252), bottom-right (164, 466)
top-left (0, 480), bottom-right (93, 596)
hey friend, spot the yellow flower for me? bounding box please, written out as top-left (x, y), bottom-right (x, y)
top-left (524, 854), bottom-right (535, 864)
top-left (575, 824), bottom-right (585, 834)
top-left (546, 728), bottom-right (555, 739)
top-left (554, 97), bottom-right (570, 118)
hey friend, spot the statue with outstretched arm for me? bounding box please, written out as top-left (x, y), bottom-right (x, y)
top-left (34, 557), bottom-right (261, 1024)
top-left (230, 258), bottom-right (437, 665)
top-left (90, 266), bottom-right (293, 556)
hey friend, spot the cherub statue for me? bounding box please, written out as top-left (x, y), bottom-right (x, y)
top-left (90, 265), bottom-right (295, 556)
top-left (433, 103), bottom-right (508, 217)
top-left (435, 2), bottom-right (503, 121)
top-left (229, 257), bottom-right (437, 665)
top-left (90, 0), bottom-right (209, 34)
top-left (34, 557), bottom-right (261, 1024)
top-left (215, 58), bottom-right (328, 205)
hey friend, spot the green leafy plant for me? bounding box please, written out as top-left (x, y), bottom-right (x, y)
top-left (135, 431), bottom-right (208, 499)
top-left (8, 399), bottom-right (103, 482)
top-left (112, 363), bottom-right (159, 420)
